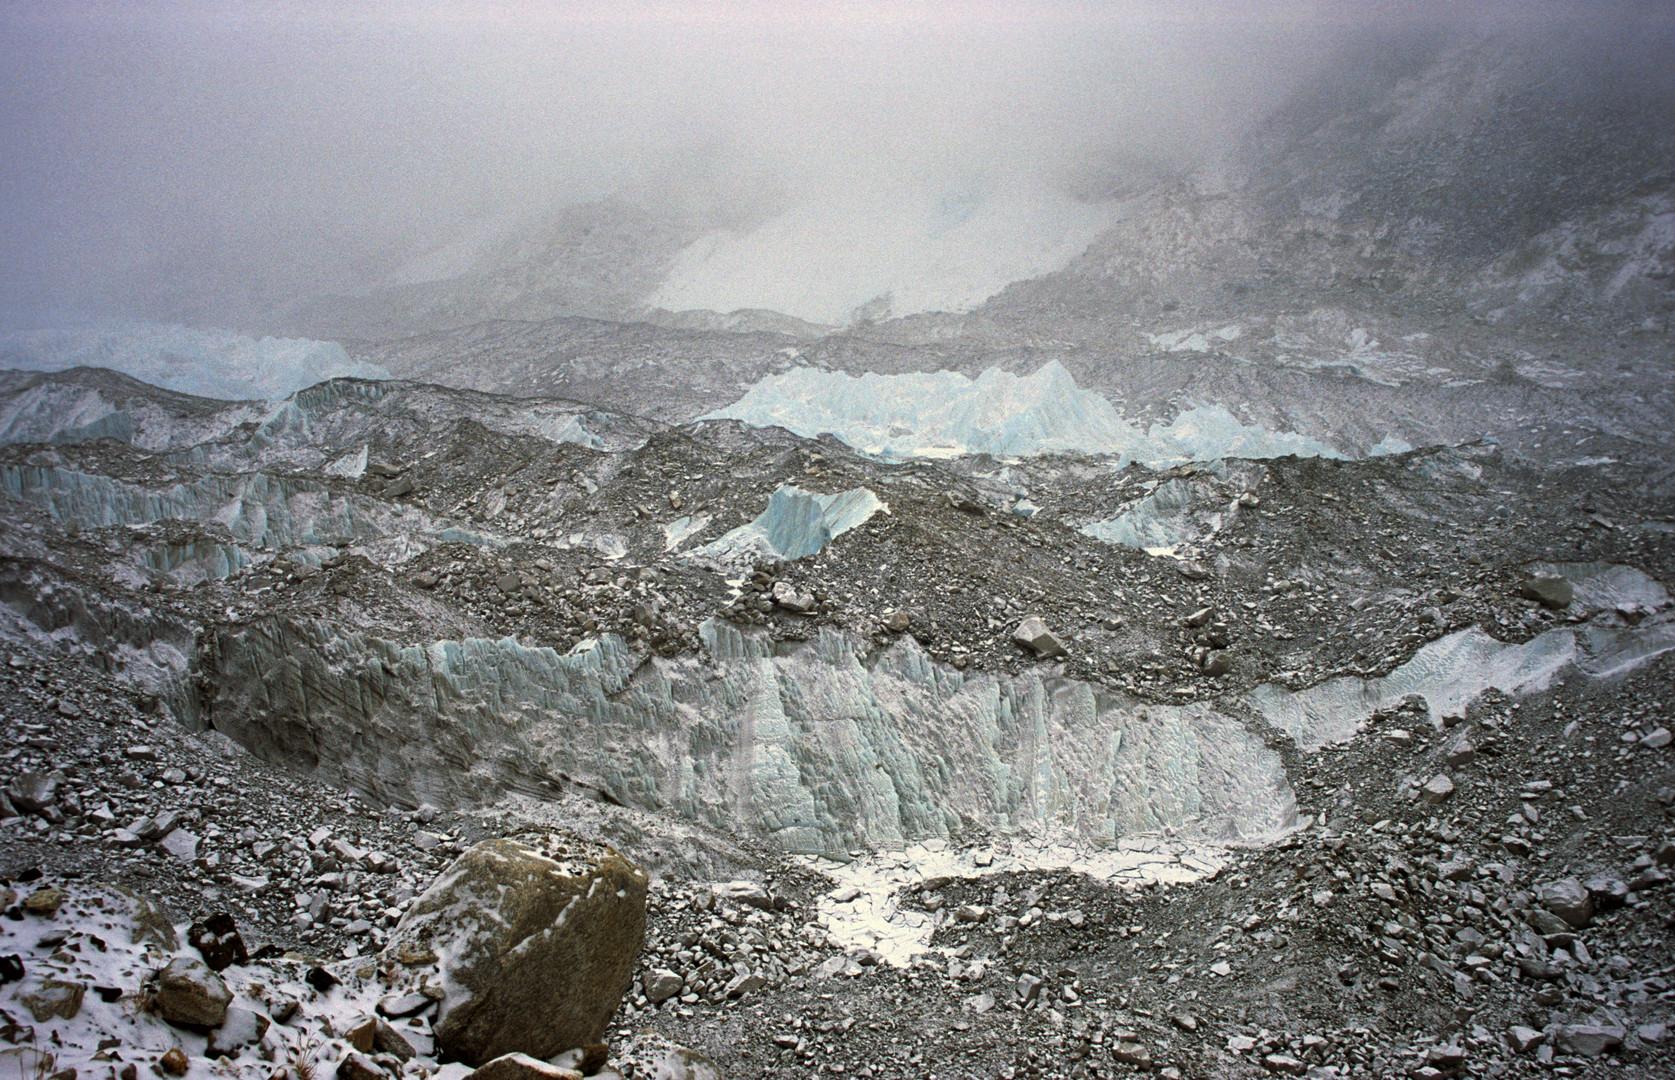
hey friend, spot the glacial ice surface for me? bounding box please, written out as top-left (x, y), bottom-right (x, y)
top-left (706, 361), bottom-right (1345, 464)
top-left (688, 485), bottom-right (886, 564)
top-left (0, 324), bottom-right (386, 401)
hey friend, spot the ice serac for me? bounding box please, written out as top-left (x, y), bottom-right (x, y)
top-left (704, 361), bottom-right (1344, 464)
top-left (202, 617), bottom-right (1296, 853)
top-left (687, 485), bottom-right (885, 565)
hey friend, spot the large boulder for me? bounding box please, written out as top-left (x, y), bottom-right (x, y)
top-left (382, 835), bottom-right (647, 1067)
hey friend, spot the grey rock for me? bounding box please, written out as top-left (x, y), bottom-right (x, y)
top-left (1641, 727), bottom-right (1672, 749)
top-left (139, 810), bottom-right (180, 841)
top-left (642, 970), bottom-right (683, 1005)
top-left (1585, 876), bottom-right (1629, 909)
top-left (1419, 775), bottom-right (1455, 804)
top-left (160, 830), bottom-right (201, 863)
top-left (155, 957), bottom-right (232, 1028)
top-left (1012, 617), bottom-right (1068, 658)
top-left (771, 581), bottom-right (815, 613)
top-left (1444, 732), bottom-right (1477, 767)
top-left (1520, 576), bottom-right (1573, 609)
top-left (1559, 1024), bottom-right (1624, 1057)
top-left (7, 773), bottom-right (58, 814)
top-left (1507, 1026), bottom-right (1544, 1053)
top-left (711, 880), bottom-right (774, 910)
top-left (1538, 878), bottom-right (1594, 929)
top-left (1112, 1042), bottom-right (1151, 1067)
top-left (377, 993), bottom-right (433, 1019)
top-left (466, 1055), bottom-right (582, 1080)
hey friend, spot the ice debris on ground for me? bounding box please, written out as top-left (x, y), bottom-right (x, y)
top-left (704, 361), bottom-right (1345, 464)
top-left (804, 839), bottom-right (1230, 967)
top-left (0, 323), bottom-right (386, 401)
top-left (687, 485), bottom-right (885, 564)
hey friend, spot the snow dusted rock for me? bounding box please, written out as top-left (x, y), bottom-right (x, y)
top-left (382, 835), bottom-right (647, 1066)
top-left (154, 956), bottom-right (232, 1028)
top-left (466, 1053), bottom-right (582, 1080)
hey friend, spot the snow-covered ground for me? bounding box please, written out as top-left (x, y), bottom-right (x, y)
top-left (0, 324), bottom-right (385, 401)
top-left (806, 838), bottom-right (1231, 967)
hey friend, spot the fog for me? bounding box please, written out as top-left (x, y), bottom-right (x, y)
top-left (0, 1), bottom-right (1666, 331)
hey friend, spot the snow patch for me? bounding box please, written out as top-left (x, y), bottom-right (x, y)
top-left (807, 839), bottom-right (1230, 967)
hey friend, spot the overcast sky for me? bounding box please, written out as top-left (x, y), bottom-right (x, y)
top-left (0, 1), bottom-right (1666, 329)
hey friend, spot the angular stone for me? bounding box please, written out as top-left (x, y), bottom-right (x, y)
top-left (159, 830), bottom-right (201, 863)
top-left (7, 773), bottom-right (58, 814)
top-left (1262, 1053), bottom-right (1306, 1074)
top-left (1013, 617), bottom-right (1068, 658)
top-left (20, 979), bottom-right (84, 1022)
top-left (1641, 727), bottom-right (1672, 749)
top-left (1520, 576), bottom-right (1573, 609)
top-left (1420, 775), bottom-right (1455, 804)
top-left (377, 993), bottom-right (433, 1019)
top-left (466, 1053), bottom-right (582, 1080)
top-left (1559, 1024), bottom-right (1623, 1057)
top-left (711, 880), bottom-right (774, 910)
top-left (643, 970), bottom-right (683, 1005)
top-left (1112, 1042), bottom-right (1151, 1067)
top-left (188, 913), bottom-right (249, 972)
top-left (1507, 1026), bottom-right (1544, 1053)
top-left (337, 1051), bottom-right (387, 1080)
top-left (1585, 876), bottom-right (1629, 909)
top-left (1538, 878), bottom-right (1594, 929)
top-left (155, 957), bottom-right (232, 1028)
top-left (771, 581), bottom-right (815, 613)
top-left (381, 836), bottom-right (646, 1067)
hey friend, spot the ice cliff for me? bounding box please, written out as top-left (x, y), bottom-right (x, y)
top-left (204, 616), bottom-right (1297, 854)
top-left (705, 361), bottom-right (1345, 464)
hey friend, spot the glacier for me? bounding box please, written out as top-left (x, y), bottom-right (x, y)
top-left (704, 361), bottom-right (1346, 465)
top-left (0, 323), bottom-right (386, 401)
